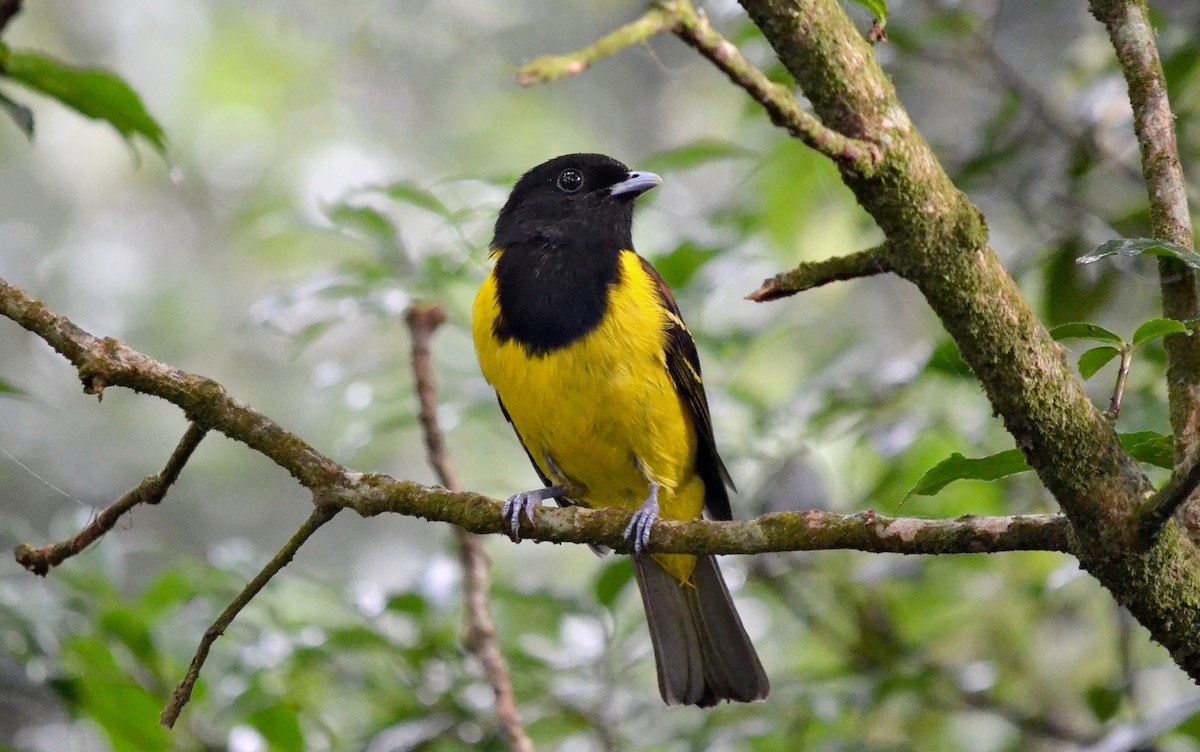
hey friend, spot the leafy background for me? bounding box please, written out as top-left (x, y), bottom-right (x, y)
top-left (2, 0), bottom-right (1200, 750)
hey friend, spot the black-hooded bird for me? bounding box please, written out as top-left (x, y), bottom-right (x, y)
top-left (471, 153), bottom-right (768, 706)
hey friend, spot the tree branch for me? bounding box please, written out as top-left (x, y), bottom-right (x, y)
top-left (15, 422), bottom-right (207, 575)
top-left (735, 0), bottom-right (1200, 680)
top-left (515, 1), bottom-right (882, 175)
top-left (748, 245), bottom-right (888, 302)
top-left (405, 303), bottom-right (532, 752)
top-left (160, 504), bottom-right (339, 728)
top-left (1088, 0), bottom-right (1200, 539)
top-left (0, 275), bottom-right (345, 490)
top-left (1, 274), bottom-right (1072, 557)
top-left (516, 8), bottom-right (674, 86)
top-left (664, 0), bottom-right (881, 173)
top-left (1139, 458), bottom-right (1200, 550)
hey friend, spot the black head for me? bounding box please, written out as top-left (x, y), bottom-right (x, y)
top-left (492, 153), bottom-right (661, 253)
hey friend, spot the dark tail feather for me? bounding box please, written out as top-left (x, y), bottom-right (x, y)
top-left (633, 555), bottom-right (770, 706)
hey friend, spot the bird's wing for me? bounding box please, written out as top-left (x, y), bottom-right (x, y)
top-left (496, 394), bottom-right (555, 490)
top-left (637, 255), bottom-right (735, 521)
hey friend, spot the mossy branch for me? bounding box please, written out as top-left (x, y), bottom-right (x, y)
top-left (1089, 0), bottom-right (1200, 540)
top-left (515, 0), bottom-right (881, 175)
top-left (748, 245), bottom-right (888, 302)
top-left (734, 0), bottom-right (1200, 681)
top-left (0, 275), bottom-right (1072, 560)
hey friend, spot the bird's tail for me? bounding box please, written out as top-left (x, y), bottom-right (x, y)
top-left (633, 554), bottom-right (770, 706)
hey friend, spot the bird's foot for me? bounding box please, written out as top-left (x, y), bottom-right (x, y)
top-left (501, 486), bottom-right (563, 542)
top-left (623, 483), bottom-right (661, 555)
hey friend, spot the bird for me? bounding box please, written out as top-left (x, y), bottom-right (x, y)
top-left (471, 153), bottom-right (769, 706)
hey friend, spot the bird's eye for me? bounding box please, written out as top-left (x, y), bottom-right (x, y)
top-left (556, 168), bottom-right (584, 193)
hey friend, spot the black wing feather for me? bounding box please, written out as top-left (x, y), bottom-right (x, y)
top-left (637, 256), bottom-right (735, 521)
top-left (496, 395), bottom-right (555, 490)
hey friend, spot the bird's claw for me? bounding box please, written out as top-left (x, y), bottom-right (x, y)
top-left (501, 491), bottom-right (541, 542)
top-left (623, 484), bottom-right (661, 555)
top-left (501, 485), bottom-right (564, 542)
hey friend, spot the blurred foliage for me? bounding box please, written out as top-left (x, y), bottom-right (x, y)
top-left (4, 1), bottom-right (1200, 751)
top-left (0, 44), bottom-right (165, 154)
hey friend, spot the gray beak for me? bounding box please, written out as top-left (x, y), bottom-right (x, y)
top-left (609, 170), bottom-right (663, 197)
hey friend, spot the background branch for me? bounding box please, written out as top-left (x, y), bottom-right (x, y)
top-left (15, 422), bottom-right (207, 575)
top-left (160, 504), bottom-right (339, 728)
top-left (1089, 0), bottom-right (1200, 539)
top-left (405, 302), bottom-right (532, 752)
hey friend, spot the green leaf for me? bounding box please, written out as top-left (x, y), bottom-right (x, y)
top-left (0, 88), bottom-right (33, 139)
top-left (248, 703), bottom-right (304, 750)
top-left (593, 558), bottom-right (634, 609)
top-left (849, 0), bottom-right (888, 23)
top-left (1119, 431), bottom-right (1173, 469)
top-left (640, 139), bottom-right (755, 173)
top-left (923, 339), bottom-right (973, 378)
top-left (905, 449), bottom-right (1031, 498)
top-left (1077, 237), bottom-right (1200, 269)
top-left (1048, 322), bottom-right (1124, 347)
top-left (0, 376), bottom-right (25, 397)
top-left (380, 180), bottom-right (452, 218)
top-left (0, 45), bottom-right (166, 155)
top-left (1086, 684), bottom-right (1122, 722)
top-left (386, 592), bottom-right (428, 617)
top-left (1078, 346), bottom-right (1121, 380)
top-left (652, 241), bottom-right (720, 289)
top-left (325, 203), bottom-right (403, 254)
top-left (1132, 318), bottom-right (1189, 348)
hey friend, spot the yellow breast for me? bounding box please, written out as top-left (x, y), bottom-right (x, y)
top-left (473, 250), bottom-right (706, 578)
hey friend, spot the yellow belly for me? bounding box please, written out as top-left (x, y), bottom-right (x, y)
top-left (473, 250), bottom-right (705, 582)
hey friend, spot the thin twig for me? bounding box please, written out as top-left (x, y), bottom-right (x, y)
top-left (405, 303), bottom-right (533, 752)
top-left (1106, 347), bottom-right (1132, 420)
top-left (15, 422), bottom-right (208, 575)
top-left (1089, 0), bottom-right (1200, 480)
top-left (748, 245), bottom-right (889, 302)
top-left (514, 1), bottom-right (882, 175)
top-left (517, 8), bottom-right (673, 87)
top-left (160, 504), bottom-right (339, 728)
top-left (665, 0), bottom-right (881, 173)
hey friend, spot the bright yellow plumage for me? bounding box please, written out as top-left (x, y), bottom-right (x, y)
top-left (472, 249), bottom-right (704, 583)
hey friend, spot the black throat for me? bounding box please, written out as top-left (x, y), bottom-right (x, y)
top-left (491, 235), bottom-right (622, 355)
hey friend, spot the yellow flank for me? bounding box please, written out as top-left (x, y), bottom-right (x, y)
top-left (473, 250), bottom-right (705, 584)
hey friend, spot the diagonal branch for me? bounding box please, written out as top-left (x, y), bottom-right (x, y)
top-left (1088, 0), bottom-right (1200, 539)
top-left (0, 275), bottom-right (345, 490)
top-left (515, 1), bottom-right (881, 174)
top-left (160, 504), bottom-right (339, 728)
top-left (517, 7), bottom-right (673, 86)
top-left (405, 303), bottom-right (532, 752)
top-left (15, 422), bottom-right (207, 575)
top-left (665, 0), bottom-right (881, 173)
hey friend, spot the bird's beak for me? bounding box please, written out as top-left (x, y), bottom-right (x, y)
top-left (609, 171), bottom-right (662, 197)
